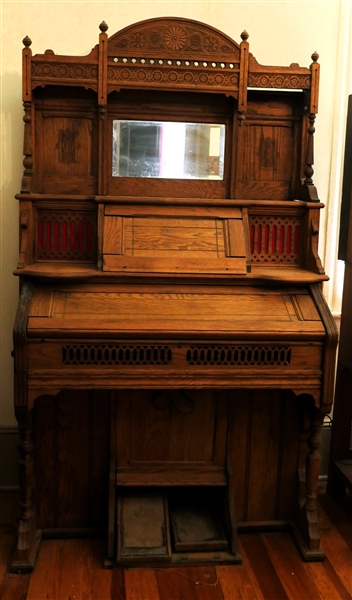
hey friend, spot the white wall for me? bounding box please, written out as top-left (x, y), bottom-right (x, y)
top-left (0, 0), bottom-right (346, 427)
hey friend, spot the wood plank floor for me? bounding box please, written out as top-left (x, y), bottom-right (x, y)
top-left (0, 489), bottom-right (351, 600)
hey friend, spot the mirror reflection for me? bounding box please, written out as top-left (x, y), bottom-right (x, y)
top-left (112, 120), bottom-right (225, 180)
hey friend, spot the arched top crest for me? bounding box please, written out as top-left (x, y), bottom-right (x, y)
top-left (107, 17), bottom-right (241, 60)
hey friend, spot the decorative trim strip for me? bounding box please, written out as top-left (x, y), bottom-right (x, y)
top-left (107, 62), bottom-right (239, 90)
top-left (31, 62), bottom-right (98, 81)
top-left (248, 72), bottom-right (311, 90)
top-left (111, 57), bottom-right (239, 68)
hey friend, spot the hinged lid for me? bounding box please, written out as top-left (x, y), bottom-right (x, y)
top-left (103, 204), bottom-right (249, 275)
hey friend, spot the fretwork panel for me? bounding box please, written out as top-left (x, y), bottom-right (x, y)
top-left (35, 209), bottom-right (96, 261)
top-left (249, 215), bottom-right (301, 264)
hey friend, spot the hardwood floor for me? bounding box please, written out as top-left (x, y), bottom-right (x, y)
top-left (0, 489), bottom-right (351, 600)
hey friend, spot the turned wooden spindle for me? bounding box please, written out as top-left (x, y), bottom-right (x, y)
top-left (304, 413), bottom-right (323, 512)
top-left (304, 52), bottom-right (320, 186)
top-left (238, 30), bottom-right (249, 126)
top-left (21, 36), bottom-right (33, 193)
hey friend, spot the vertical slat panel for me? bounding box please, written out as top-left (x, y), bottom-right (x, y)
top-left (230, 390), bottom-right (252, 523)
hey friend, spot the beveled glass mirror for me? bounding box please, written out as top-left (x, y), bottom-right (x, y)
top-left (112, 120), bottom-right (225, 180)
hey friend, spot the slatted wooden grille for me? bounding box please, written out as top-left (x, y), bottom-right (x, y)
top-left (186, 345), bottom-right (292, 366)
top-left (62, 344), bottom-right (172, 365)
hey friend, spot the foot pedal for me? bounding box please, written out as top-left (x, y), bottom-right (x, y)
top-left (116, 489), bottom-right (171, 564)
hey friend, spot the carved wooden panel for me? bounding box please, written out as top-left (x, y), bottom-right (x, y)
top-left (249, 215), bottom-right (301, 264)
top-left (35, 209), bottom-right (96, 262)
top-left (238, 124), bottom-right (294, 199)
top-left (35, 105), bottom-right (98, 194)
top-left (234, 94), bottom-right (302, 200)
top-left (105, 19), bottom-right (242, 95)
top-left (108, 19), bottom-right (241, 59)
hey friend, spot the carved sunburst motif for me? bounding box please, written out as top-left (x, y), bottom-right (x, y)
top-left (163, 26), bottom-right (187, 51)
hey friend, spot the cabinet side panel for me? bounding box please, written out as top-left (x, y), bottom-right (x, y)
top-left (34, 390), bottom-right (110, 529)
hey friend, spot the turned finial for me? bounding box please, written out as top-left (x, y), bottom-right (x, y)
top-left (311, 51), bottom-right (319, 63)
top-left (99, 21), bottom-right (108, 33)
top-left (23, 36), bottom-right (32, 48)
top-left (240, 30), bottom-right (249, 42)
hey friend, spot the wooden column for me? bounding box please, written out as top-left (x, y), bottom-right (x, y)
top-left (98, 22), bottom-right (108, 198)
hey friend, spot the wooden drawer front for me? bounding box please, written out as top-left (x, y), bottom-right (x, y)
top-left (103, 207), bottom-right (247, 274)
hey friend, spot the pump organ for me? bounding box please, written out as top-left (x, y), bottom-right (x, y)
top-left (12, 18), bottom-right (337, 571)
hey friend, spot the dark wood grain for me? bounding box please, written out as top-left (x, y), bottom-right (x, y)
top-left (240, 533), bottom-right (289, 600)
top-left (155, 566), bottom-right (224, 600)
top-left (261, 531), bottom-right (321, 599)
top-left (318, 492), bottom-right (352, 551)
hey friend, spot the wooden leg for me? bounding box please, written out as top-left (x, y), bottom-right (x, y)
top-left (291, 408), bottom-right (325, 561)
top-left (10, 409), bottom-right (42, 573)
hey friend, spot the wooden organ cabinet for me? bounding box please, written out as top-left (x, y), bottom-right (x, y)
top-left (11, 18), bottom-right (338, 572)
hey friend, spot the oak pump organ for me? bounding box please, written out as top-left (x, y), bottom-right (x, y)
top-left (12, 18), bottom-right (338, 571)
